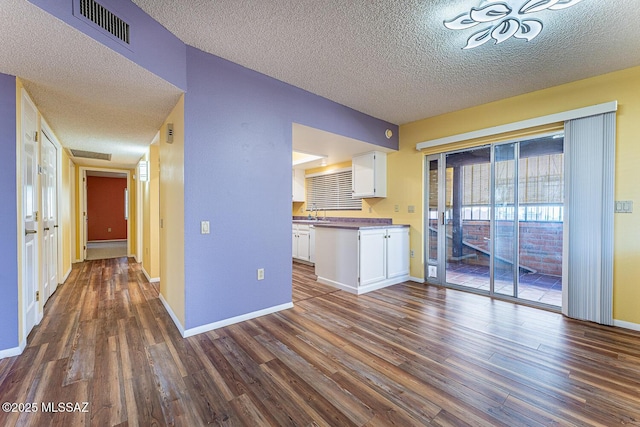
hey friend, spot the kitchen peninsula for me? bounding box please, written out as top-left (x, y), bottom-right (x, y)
top-left (313, 221), bottom-right (410, 295)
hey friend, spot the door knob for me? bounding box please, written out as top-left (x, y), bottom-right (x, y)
top-left (44, 227), bottom-right (50, 231)
top-left (25, 229), bottom-right (37, 235)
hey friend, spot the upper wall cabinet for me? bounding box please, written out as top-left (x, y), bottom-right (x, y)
top-left (292, 169), bottom-right (305, 202)
top-left (352, 151), bottom-right (387, 198)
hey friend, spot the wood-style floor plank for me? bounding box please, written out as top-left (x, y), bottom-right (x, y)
top-left (0, 258), bottom-right (639, 426)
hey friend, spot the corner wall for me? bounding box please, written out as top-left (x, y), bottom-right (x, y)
top-left (159, 95), bottom-right (185, 327)
top-left (183, 46), bottom-right (398, 331)
top-left (60, 149), bottom-right (74, 277)
top-left (142, 143), bottom-right (160, 280)
top-left (0, 73), bottom-right (18, 352)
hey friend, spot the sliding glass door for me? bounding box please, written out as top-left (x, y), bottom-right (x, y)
top-left (444, 146), bottom-right (491, 291)
top-left (493, 142), bottom-right (517, 298)
top-left (425, 134), bottom-right (564, 309)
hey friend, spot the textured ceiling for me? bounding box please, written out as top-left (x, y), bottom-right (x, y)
top-left (0, 0), bottom-right (182, 169)
top-left (133, 0), bottom-right (640, 124)
top-left (2, 0), bottom-right (640, 169)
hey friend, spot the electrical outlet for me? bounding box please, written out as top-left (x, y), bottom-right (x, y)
top-left (201, 221), bottom-right (210, 234)
top-left (410, 250), bottom-right (414, 258)
top-left (408, 205), bottom-right (415, 213)
top-left (257, 268), bottom-right (265, 280)
top-left (108, 227), bottom-right (111, 232)
top-left (394, 205), bottom-right (399, 212)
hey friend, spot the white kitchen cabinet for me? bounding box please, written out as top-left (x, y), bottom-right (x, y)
top-left (292, 223), bottom-right (311, 262)
top-left (352, 151), bottom-right (387, 198)
top-left (315, 225), bottom-right (409, 294)
top-left (309, 225), bottom-right (316, 263)
top-left (386, 227), bottom-right (411, 279)
top-left (292, 169), bottom-right (305, 202)
top-left (359, 229), bottom-right (387, 286)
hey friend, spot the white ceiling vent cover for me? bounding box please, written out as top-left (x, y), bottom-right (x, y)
top-left (75, 0), bottom-right (130, 45)
top-left (69, 149), bottom-right (112, 161)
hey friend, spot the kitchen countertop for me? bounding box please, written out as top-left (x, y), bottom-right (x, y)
top-left (311, 222), bottom-right (409, 230)
top-left (292, 219), bottom-right (331, 224)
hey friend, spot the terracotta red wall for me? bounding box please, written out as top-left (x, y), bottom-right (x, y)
top-left (87, 176), bottom-right (127, 241)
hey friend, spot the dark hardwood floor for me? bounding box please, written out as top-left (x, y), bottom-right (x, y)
top-left (1, 258), bottom-right (639, 426)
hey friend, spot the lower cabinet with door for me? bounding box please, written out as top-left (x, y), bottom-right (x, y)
top-left (293, 223), bottom-right (317, 263)
top-left (314, 224), bottom-right (409, 294)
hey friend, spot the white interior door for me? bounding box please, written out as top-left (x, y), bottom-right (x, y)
top-left (22, 90), bottom-right (39, 335)
top-left (41, 131), bottom-right (58, 301)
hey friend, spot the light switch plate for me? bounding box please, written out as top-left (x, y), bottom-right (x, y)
top-left (201, 220), bottom-right (210, 234)
top-left (615, 200), bottom-right (633, 213)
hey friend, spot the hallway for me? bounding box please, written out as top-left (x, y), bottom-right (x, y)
top-left (85, 241), bottom-right (128, 261)
top-left (1, 258), bottom-right (640, 426)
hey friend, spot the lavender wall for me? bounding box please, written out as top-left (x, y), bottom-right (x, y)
top-left (183, 46), bottom-right (398, 329)
top-left (28, 0), bottom-right (186, 90)
top-left (0, 73), bottom-right (18, 350)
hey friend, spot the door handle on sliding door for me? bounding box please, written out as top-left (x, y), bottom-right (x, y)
top-left (441, 212), bottom-right (445, 225)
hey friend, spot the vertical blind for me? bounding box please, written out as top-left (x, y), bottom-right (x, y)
top-left (306, 169), bottom-right (362, 211)
top-left (565, 112), bottom-right (615, 325)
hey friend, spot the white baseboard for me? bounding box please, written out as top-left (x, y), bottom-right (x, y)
top-left (409, 276), bottom-right (424, 283)
top-left (316, 277), bottom-right (356, 293)
top-left (61, 267), bottom-right (72, 284)
top-left (183, 302), bottom-right (294, 338)
top-left (0, 339), bottom-right (26, 360)
top-left (317, 275), bottom-right (410, 295)
top-left (614, 319), bottom-right (640, 332)
top-left (141, 266), bottom-right (160, 283)
top-left (159, 293), bottom-right (185, 337)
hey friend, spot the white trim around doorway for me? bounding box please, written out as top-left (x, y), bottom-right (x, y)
top-left (415, 101), bottom-right (618, 151)
top-left (78, 166), bottom-right (132, 261)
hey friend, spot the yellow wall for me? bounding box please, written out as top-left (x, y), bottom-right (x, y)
top-left (128, 169), bottom-right (136, 256)
top-left (74, 166), bottom-right (80, 260)
top-left (396, 65), bottom-right (640, 325)
top-left (159, 95), bottom-right (185, 326)
top-left (142, 143), bottom-right (160, 279)
top-left (60, 150), bottom-right (73, 275)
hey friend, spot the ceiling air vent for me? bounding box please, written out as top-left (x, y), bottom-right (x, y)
top-left (70, 149), bottom-right (112, 161)
top-left (77, 0), bottom-right (130, 45)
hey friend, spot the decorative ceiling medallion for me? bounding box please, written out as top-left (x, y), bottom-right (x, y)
top-left (444, 0), bottom-right (585, 49)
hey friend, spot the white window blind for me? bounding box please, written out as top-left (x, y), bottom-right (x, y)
top-left (306, 170), bottom-right (362, 211)
top-left (565, 112), bottom-right (615, 326)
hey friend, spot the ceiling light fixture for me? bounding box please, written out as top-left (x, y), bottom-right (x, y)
top-left (444, 0), bottom-right (586, 50)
